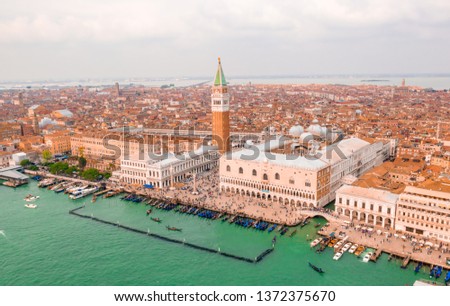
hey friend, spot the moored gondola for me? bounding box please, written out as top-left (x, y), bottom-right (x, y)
top-left (166, 226), bottom-right (182, 232)
top-left (151, 217), bottom-right (161, 223)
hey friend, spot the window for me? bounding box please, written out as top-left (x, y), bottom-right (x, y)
top-left (305, 179), bottom-right (311, 187)
top-left (252, 169), bottom-right (257, 176)
top-left (239, 167), bottom-right (243, 174)
top-left (387, 208), bottom-right (391, 214)
top-left (378, 206), bottom-right (382, 213)
top-left (362, 202), bottom-right (366, 209)
top-left (289, 177), bottom-right (295, 185)
top-left (275, 173), bottom-right (280, 180)
top-left (346, 199), bottom-right (349, 206)
top-left (263, 173), bottom-right (268, 180)
top-left (370, 204), bottom-right (374, 211)
top-left (226, 165), bottom-right (231, 172)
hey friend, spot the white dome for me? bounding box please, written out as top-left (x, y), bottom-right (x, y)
top-left (307, 124), bottom-right (322, 136)
top-left (299, 132), bottom-right (314, 143)
top-left (312, 119), bottom-right (319, 124)
top-left (320, 126), bottom-right (328, 138)
top-left (289, 125), bottom-right (304, 136)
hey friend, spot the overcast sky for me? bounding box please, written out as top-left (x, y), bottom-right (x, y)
top-left (1, 0), bottom-right (450, 80)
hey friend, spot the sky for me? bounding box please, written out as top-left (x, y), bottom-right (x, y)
top-left (0, 0), bottom-right (450, 80)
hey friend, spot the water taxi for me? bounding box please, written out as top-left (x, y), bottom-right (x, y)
top-left (348, 244), bottom-right (358, 254)
top-left (310, 238), bottom-right (321, 248)
top-left (25, 203), bottom-right (37, 209)
top-left (69, 187), bottom-right (98, 200)
top-left (354, 245), bottom-right (365, 257)
top-left (24, 195), bottom-right (40, 202)
top-left (333, 251), bottom-right (343, 260)
top-left (328, 238), bottom-right (338, 247)
top-left (363, 252), bottom-right (373, 262)
top-left (334, 240), bottom-right (344, 250)
top-left (341, 242), bottom-right (352, 252)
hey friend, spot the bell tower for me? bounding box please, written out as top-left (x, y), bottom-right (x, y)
top-left (211, 57), bottom-right (231, 153)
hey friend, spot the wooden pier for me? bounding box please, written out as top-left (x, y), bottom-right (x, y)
top-left (401, 256), bottom-right (411, 269)
top-left (370, 249), bottom-right (383, 262)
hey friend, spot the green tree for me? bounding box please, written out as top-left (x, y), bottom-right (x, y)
top-left (20, 159), bottom-right (31, 167)
top-left (49, 162), bottom-right (69, 174)
top-left (29, 165), bottom-right (39, 171)
top-left (65, 166), bottom-right (78, 175)
top-left (81, 168), bottom-right (100, 181)
top-left (78, 156), bottom-right (87, 169)
top-left (42, 150), bottom-right (52, 163)
top-left (102, 172), bottom-right (112, 180)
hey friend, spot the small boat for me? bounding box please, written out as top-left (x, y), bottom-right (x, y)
top-left (310, 238), bottom-right (321, 248)
top-left (146, 209), bottom-right (152, 215)
top-left (447, 257), bottom-right (450, 266)
top-left (328, 239), bottom-right (338, 247)
top-left (363, 252), bottom-right (373, 262)
top-left (272, 236), bottom-right (277, 244)
top-left (268, 224), bottom-right (277, 233)
top-left (25, 203), bottom-right (37, 209)
top-left (308, 262), bottom-right (324, 273)
top-left (91, 195), bottom-right (97, 203)
top-left (430, 266), bottom-right (437, 278)
top-left (388, 254), bottom-right (393, 261)
top-left (341, 242), bottom-right (352, 252)
top-left (314, 223), bottom-right (321, 228)
top-left (151, 217), bottom-right (161, 223)
top-left (348, 244), bottom-right (358, 254)
top-left (414, 262), bottom-right (423, 273)
top-left (445, 271), bottom-right (450, 283)
top-left (354, 246), bottom-right (365, 257)
top-left (333, 251), bottom-right (343, 261)
top-left (166, 226), bottom-right (182, 232)
top-left (24, 195), bottom-right (39, 202)
top-left (435, 266), bottom-right (443, 279)
top-left (289, 229), bottom-right (297, 237)
top-left (334, 240), bottom-right (344, 250)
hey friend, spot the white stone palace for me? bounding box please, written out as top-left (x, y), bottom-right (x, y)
top-left (220, 134), bottom-right (390, 208)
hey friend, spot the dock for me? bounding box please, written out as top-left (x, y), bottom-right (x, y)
top-left (401, 256), bottom-right (411, 269)
top-left (370, 249), bottom-right (383, 262)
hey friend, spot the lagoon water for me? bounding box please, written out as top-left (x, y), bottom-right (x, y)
top-left (0, 182), bottom-right (440, 286)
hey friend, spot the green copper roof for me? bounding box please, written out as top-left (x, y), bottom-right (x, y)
top-left (214, 57), bottom-right (227, 86)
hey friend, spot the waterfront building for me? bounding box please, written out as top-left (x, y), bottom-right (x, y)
top-left (395, 185), bottom-right (450, 242)
top-left (220, 134), bottom-right (387, 208)
top-left (117, 145), bottom-right (219, 187)
top-left (335, 185), bottom-right (398, 229)
top-left (211, 57), bottom-right (231, 153)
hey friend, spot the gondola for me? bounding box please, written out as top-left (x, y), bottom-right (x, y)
top-left (272, 236), bottom-right (277, 244)
top-left (414, 262), bottom-right (423, 273)
top-left (309, 262), bottom-right (324, 273)
top-left (146, 209), bottom-right (152, 215)
top-left (151, 217), bottom-right (161, 223)
top-left (166, 226), bottom-right (182, 232)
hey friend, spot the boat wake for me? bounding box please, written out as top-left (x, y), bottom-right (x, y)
top-left (0, 229), bottom-right (7, 239)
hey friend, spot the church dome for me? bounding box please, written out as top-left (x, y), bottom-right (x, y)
top-left (289, 125), bottom-right (304, 137)
top-left (299, 132), bottom-right (314, 143)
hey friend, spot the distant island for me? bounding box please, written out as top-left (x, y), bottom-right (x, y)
top-left (360, 79), bottom-right (390, 82)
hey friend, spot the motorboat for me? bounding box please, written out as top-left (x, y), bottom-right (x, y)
top-left (341, 242), bottom-right (352, 252)
top-left (328, 239), bottom-right (338, 247)
top-left (310, 238), bottom-right (321, 248)
top-left (334, 240), bottom-right (344, 250)
top-left (24, 195), bottom-right (39, 202)
top-left (363, 252), bottom-right (373, 262)
top-left (308, 262), bottom-right (324, 273)
top-left (348, 244), bottom-right (358, 254)
top-left (25, 203), bottom-right (37, 209)
top-left (69, 187), bottom-right (98, 200)
top-left (333, 251), bottom-right (343, 260)
top-left (354, 246), bottom-right (366, 257)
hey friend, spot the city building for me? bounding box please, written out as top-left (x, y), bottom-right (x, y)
top-left (220, 134), bottom-right (388, 208)
top-left (117, 145), bottom-right (219, 187)
top-left (44, 132), bottom-right (72, 155)
top-left (395, 185), bottom-right (450, 242)
top-left (335, 185), bottom-right (398, 229)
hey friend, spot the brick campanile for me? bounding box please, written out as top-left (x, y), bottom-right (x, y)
top-left (211, 57), bottom-right (231, 153)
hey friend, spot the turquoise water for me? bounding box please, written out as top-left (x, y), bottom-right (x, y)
top-left (0, 182), bottom-right (438, 285)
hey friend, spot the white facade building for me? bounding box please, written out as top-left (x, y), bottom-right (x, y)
top-left (117, 146), bottom-right (219, 188)
top-left (395, 186), bottom-right (450, 242)
top-left (335, 185), bottom-right (398, 229)
top-left (220, 136), bottom-right (388, 208)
